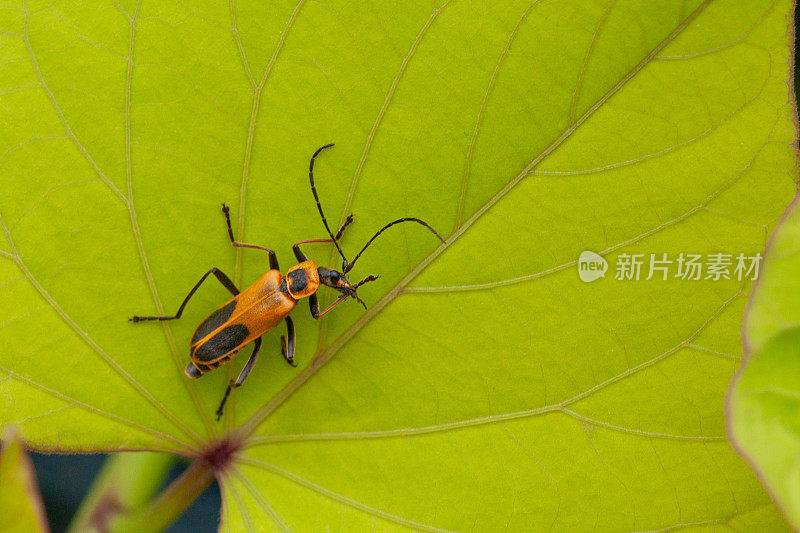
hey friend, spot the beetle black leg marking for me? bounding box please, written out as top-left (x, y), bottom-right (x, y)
top-left (293, 242), bottom-right (310, 263)
top-left (130, 268), bottom-right (239, 322)
top-left (215, 336), bottom-right (263, 420)
top-left (308, 292), bottom-right (319, 317)
top-left (309, 293), bottom-right (347, 319)
top-left (215, 382), bottom-right (232, 421)
top-left (222, 203), bottom-right (280, 271)
top-left (234, 336), bottom-right (263, 388)
top-left (281, 316), bottom-right (297, 366)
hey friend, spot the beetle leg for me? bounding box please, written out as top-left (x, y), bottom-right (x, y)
top-left (130, 268), bottom-right (239, 322)
top-left (215, 382), bottom-right (232, 421)
top-left (281, 316), bottom-right (297, 366)
top-left (222, 203), bottom-right (280, 270)
top-left (318, 294), bottom-right (348, 317)
top-left (292, 214), bottom-right (354, 263)
top-left (307, 293), bottom-right (319, 316)
top-left (293, 242), bottom-right (310, 263)
top-left (215, 336), bottom-right (263, 420)
top-left (308, 293), bottom-right (347, 319)
top-left (233, 336), bottom-right (263, 387)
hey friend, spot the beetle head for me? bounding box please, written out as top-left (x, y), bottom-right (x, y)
top-left (318, 266), bottom-right (378, 309)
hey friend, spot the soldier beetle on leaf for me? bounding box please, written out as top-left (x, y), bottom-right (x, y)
top-left (130, 144), bottom-right (445, 420)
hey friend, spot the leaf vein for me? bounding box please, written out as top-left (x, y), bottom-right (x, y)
top-left (0, 211), bottom-right (203, 447)
top-left (339, 0), bottom-right (452, 226)
top-left (655, 0), bottom-right (778, 61)
top-left (453, 0), bottom-right (540, 231)
top-left (234, 0), bottom-right (307, 285)
top-left (245, 286), bottom-right (742, 445)
top-left (0, 366), bottom-right (197, 453)
top-left (220, 470), bottom-right (258, 533)
top-left (21, 1), bottom-right (127, 206)
top-left (122, 1), bottom-right (216, 437)
top-left (230, 0), bottom-right (256, 89)
top-left (237, 0), bottom-right (715, 439)
top-left (238, 457), bottom-right (456, 532)
top-left (406, 118), bottom-right (777, 293)
top-left (568, 0), bottom-right (617, 124)
top-left (227, 0), bottom-right (307, 424)
top-left (560, 409), bottom-right (726, 441)
top-left (229, 466), bottom-right (291, 532)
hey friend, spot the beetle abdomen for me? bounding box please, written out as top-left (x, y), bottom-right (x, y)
top-left (193, 323), bottom-right (249, 362)
top-left (191, 300), bottom-right (237, 345)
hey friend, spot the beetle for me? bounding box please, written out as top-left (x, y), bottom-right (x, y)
top-left (130, 144), bottom-right (445, 419)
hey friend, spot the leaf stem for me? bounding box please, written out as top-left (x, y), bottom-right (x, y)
top-left (111, 459), bottom-right (215, 533)
top-left (67, 452), bottom-right (176, 533)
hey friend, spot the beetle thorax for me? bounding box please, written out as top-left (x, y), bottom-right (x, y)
top-left (285, 260), bottom-right (320, 299)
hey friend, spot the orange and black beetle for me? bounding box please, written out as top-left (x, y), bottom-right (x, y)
top-left (130, 144), bottom-right (444, 419)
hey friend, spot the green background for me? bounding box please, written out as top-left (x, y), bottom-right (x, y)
top-left (0, 0), bottom-right (796, 530)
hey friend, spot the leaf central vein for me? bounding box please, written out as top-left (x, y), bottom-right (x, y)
top-left (237, 0), bottom-right (715, 440)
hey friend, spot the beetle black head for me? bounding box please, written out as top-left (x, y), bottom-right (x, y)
top-left (317, 266), bottom-right (378, 309)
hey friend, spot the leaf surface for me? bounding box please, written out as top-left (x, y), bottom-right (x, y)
top-left (0, 0), bottom-right (797, 530)
top-left (728, 196), bottom-right (800, 528)
top-left (0, 429), bottom-right (49, 532)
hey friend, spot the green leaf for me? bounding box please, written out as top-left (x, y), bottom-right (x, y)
top-left (0, 429), bottom-right (49, 533)
top-left (728, 196), bottom-right (800, 528)
top-left (0, 0), bottom-right (796, 530)
top-left (738, 196), bottom-right (800, 353)
top-left (67, 452), bottom-right (176, 533)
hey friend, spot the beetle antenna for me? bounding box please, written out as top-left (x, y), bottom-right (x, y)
top-left (309, 144), bottom-right (350, 269)
top-left (344, 218), bottom-right (445, 274)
